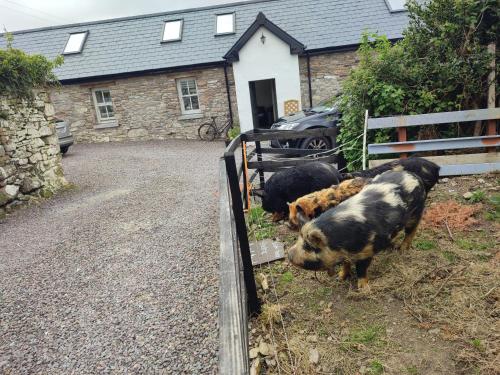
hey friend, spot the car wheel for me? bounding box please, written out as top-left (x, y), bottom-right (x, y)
top-left (301, 136), bottom-right (331, 150)
top-left (60, 146), bottom-right (70, 155)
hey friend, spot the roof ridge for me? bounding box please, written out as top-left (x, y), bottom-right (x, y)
top-left (1, 0), bottom-right (280, 36)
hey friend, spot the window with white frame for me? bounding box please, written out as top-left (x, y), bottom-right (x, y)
top-left (177, 79), bottom-right (201, 114)
top-left (92, 89), bottom-right (116, 122)
top-left (162, 20), bottom-right (183, 42)
top-left (385, 0), bottom-right (406, 12)
top-left (63, 32), bottom-right (88, 54)
top-left (216, 13), bottom-right (235, 34)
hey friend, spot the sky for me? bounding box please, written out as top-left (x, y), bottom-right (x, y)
top-left (0, 0), bottom-right (244, 32)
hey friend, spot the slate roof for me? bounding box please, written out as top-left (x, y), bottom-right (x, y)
top-left (0, 0), bottom-right (409, 82)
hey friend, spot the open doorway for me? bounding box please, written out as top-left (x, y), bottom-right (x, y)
top-left (249, 79), bottom-right (277, 129)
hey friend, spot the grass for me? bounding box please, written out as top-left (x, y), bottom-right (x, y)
top-left (468, 190), bottom-right (486, 203)
top-left (442, 250), bottom-right (457, 262)
top-left (369, 360), bottom-right (384, 374)
top-left (484, 194), bottom-right (500, 222)
top-left (246, 206), bottom-right (277, 240)
top-left (471, 339), bottom-right (484, 352)
top-left (281, 271), bottom-right (294, 283)
top-left (413, 238), bottom-right (437, 251)
top-left (406, 365), bottom-right (419, 375)
top-left (341, 325), bottom-right (386, 351)
top-left (456, 237), bottom-right (495, 252)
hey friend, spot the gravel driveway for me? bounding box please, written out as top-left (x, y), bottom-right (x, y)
top-left (0, 140), bottom-right (223, 374)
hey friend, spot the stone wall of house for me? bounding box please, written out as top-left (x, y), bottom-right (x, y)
top-left (51, 65), bottom-right (239, 143)
top-left (0, 92), bottom-right (67, 217)
top-left (299, 50), bottom-right (358, 107)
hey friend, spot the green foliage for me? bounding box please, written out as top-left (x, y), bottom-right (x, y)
top-left (471, 338), bottom-right (484, 351)
top-left (414, 238), bottom-right (437, 251)
top-left (246, 206), bottom-right (277, 240)
top-left (442, 250), bottom-right (457, 262)
top-left (456, 236), bottom-right (495, 252)
top-left (227, 125), bottom-right (240, 140)
top-left (341, 325), bottom-right (385, 351)
top-left (0, 32), bottom-right (63, 98)
top-left (485, 194), bottom-right (500, 222)
top-left (369, 360), bottom-right (384, 375)
top-left (338, 0), bottom-right (498, 170)
top-left (469, 190), bottom-right (486, 203)
top-left (280, 271), bottom-right (294, 283)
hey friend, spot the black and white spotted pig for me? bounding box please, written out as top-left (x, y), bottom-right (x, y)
top-left (288, 170), bottom-right (427, 289)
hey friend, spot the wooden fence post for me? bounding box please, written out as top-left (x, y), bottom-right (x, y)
top-left (362, 110), bottom-right (369, 170)
top-left (397, 116), bottom-right (408, 158)
top-left (487, 42), bottom-right (497, 152)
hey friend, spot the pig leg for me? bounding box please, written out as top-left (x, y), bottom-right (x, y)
top-left (355, 257), bottom-right (373, 289)
top-left (400, 206), bottom-right (425, 251)
top-left (338, 260), bottom-right (352, 281)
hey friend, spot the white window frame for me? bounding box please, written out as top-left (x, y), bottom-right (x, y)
top-left (63, 31), bottom-right (88, 55)
top-left (176, 78), bottom-right (201, 115)
top-left (92, 88), bottom-right (116, 123)
top-left (384, 0), bottom-right (406, 12)
top-left (162, 19), bottom-right (183, 42)
top-left (215, 13), bottom-right (236, 35)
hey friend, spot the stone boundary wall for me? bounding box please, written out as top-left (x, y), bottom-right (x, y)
top-left (0, 92), bottom-right (67, 217)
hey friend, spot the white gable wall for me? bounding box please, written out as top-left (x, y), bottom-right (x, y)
top-left (232, 26), bottom-right (302, 132)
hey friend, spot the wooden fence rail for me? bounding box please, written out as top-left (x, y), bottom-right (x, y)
top-left (218, 158), bottom-right (249, 375)
top-left (366, 108), bottom-right (500, 175)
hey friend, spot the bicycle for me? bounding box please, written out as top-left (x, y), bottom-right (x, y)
top-left (198, 116), bottom-right (233, 141)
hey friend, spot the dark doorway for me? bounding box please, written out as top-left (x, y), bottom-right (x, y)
top-left (249, 79), bottom-right (277, 129)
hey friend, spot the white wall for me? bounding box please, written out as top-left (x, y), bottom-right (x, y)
top-left (232, 26), bottom-right (302, 132)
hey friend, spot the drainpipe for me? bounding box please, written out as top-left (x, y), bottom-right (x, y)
top-left (306, 52), bottom-right (313, 108)
top-left (223, 62), bottom-right (234, 125)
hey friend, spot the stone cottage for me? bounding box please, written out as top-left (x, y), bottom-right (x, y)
top-left (0, 0), bottom-right (408, 142)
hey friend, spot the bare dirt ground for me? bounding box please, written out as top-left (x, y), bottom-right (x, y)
top-left (0, 140), bottom-right (223, 374)
top-left (248, 173), bottom-right (499, 375)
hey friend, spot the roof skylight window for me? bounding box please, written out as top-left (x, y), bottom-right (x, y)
top-left (216, 13), bottom-right (235, 35)
top-left (63, 32), bottom-right (88, 54)
top-left (385, 0), bottom-right (406, 12)
top-left (162, 20), bottom-right (183, 42)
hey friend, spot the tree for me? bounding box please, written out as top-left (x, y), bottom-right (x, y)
top-left (338, 0), bottom-right (498, 170)
top-left (0, 33), bottom-right (63, 98)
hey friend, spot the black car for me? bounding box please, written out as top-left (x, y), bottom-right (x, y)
top-left (270, 101), bottom-right (340, 150)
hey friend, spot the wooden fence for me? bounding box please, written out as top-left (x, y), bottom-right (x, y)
top-left (219, 127), bottom-right (340, 374)
top-left (218, 159), bottom-right (249, 375)
top-left (366, 108), bottom-right (500, 175)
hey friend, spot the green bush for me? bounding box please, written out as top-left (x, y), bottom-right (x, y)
top-left (339, 0), bottom-right (498, 170)
top-left (227, 125), bottom-right (240, 140)
top-left (0, 33), bottom-right (63, 98)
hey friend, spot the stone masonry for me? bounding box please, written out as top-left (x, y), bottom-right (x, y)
top-left (50, 66), bottom-right (238, 143)
top-left (48, 51), bottom-right (357, 143)
top-left (299, 50), bottom-right (359, 107)
top-left (0, 92), bottom-right (67, 217)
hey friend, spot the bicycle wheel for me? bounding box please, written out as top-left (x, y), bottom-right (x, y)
top-left (198, 123), bottom-right (217, 141)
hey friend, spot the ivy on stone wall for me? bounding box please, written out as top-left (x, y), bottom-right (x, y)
top-left (0, 33), bottom-right (63, 99)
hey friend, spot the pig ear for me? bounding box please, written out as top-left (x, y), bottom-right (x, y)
top-left (296, 205), bottom-right (309, 229)
top-left (306, 229), bottom-right (325, 248)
